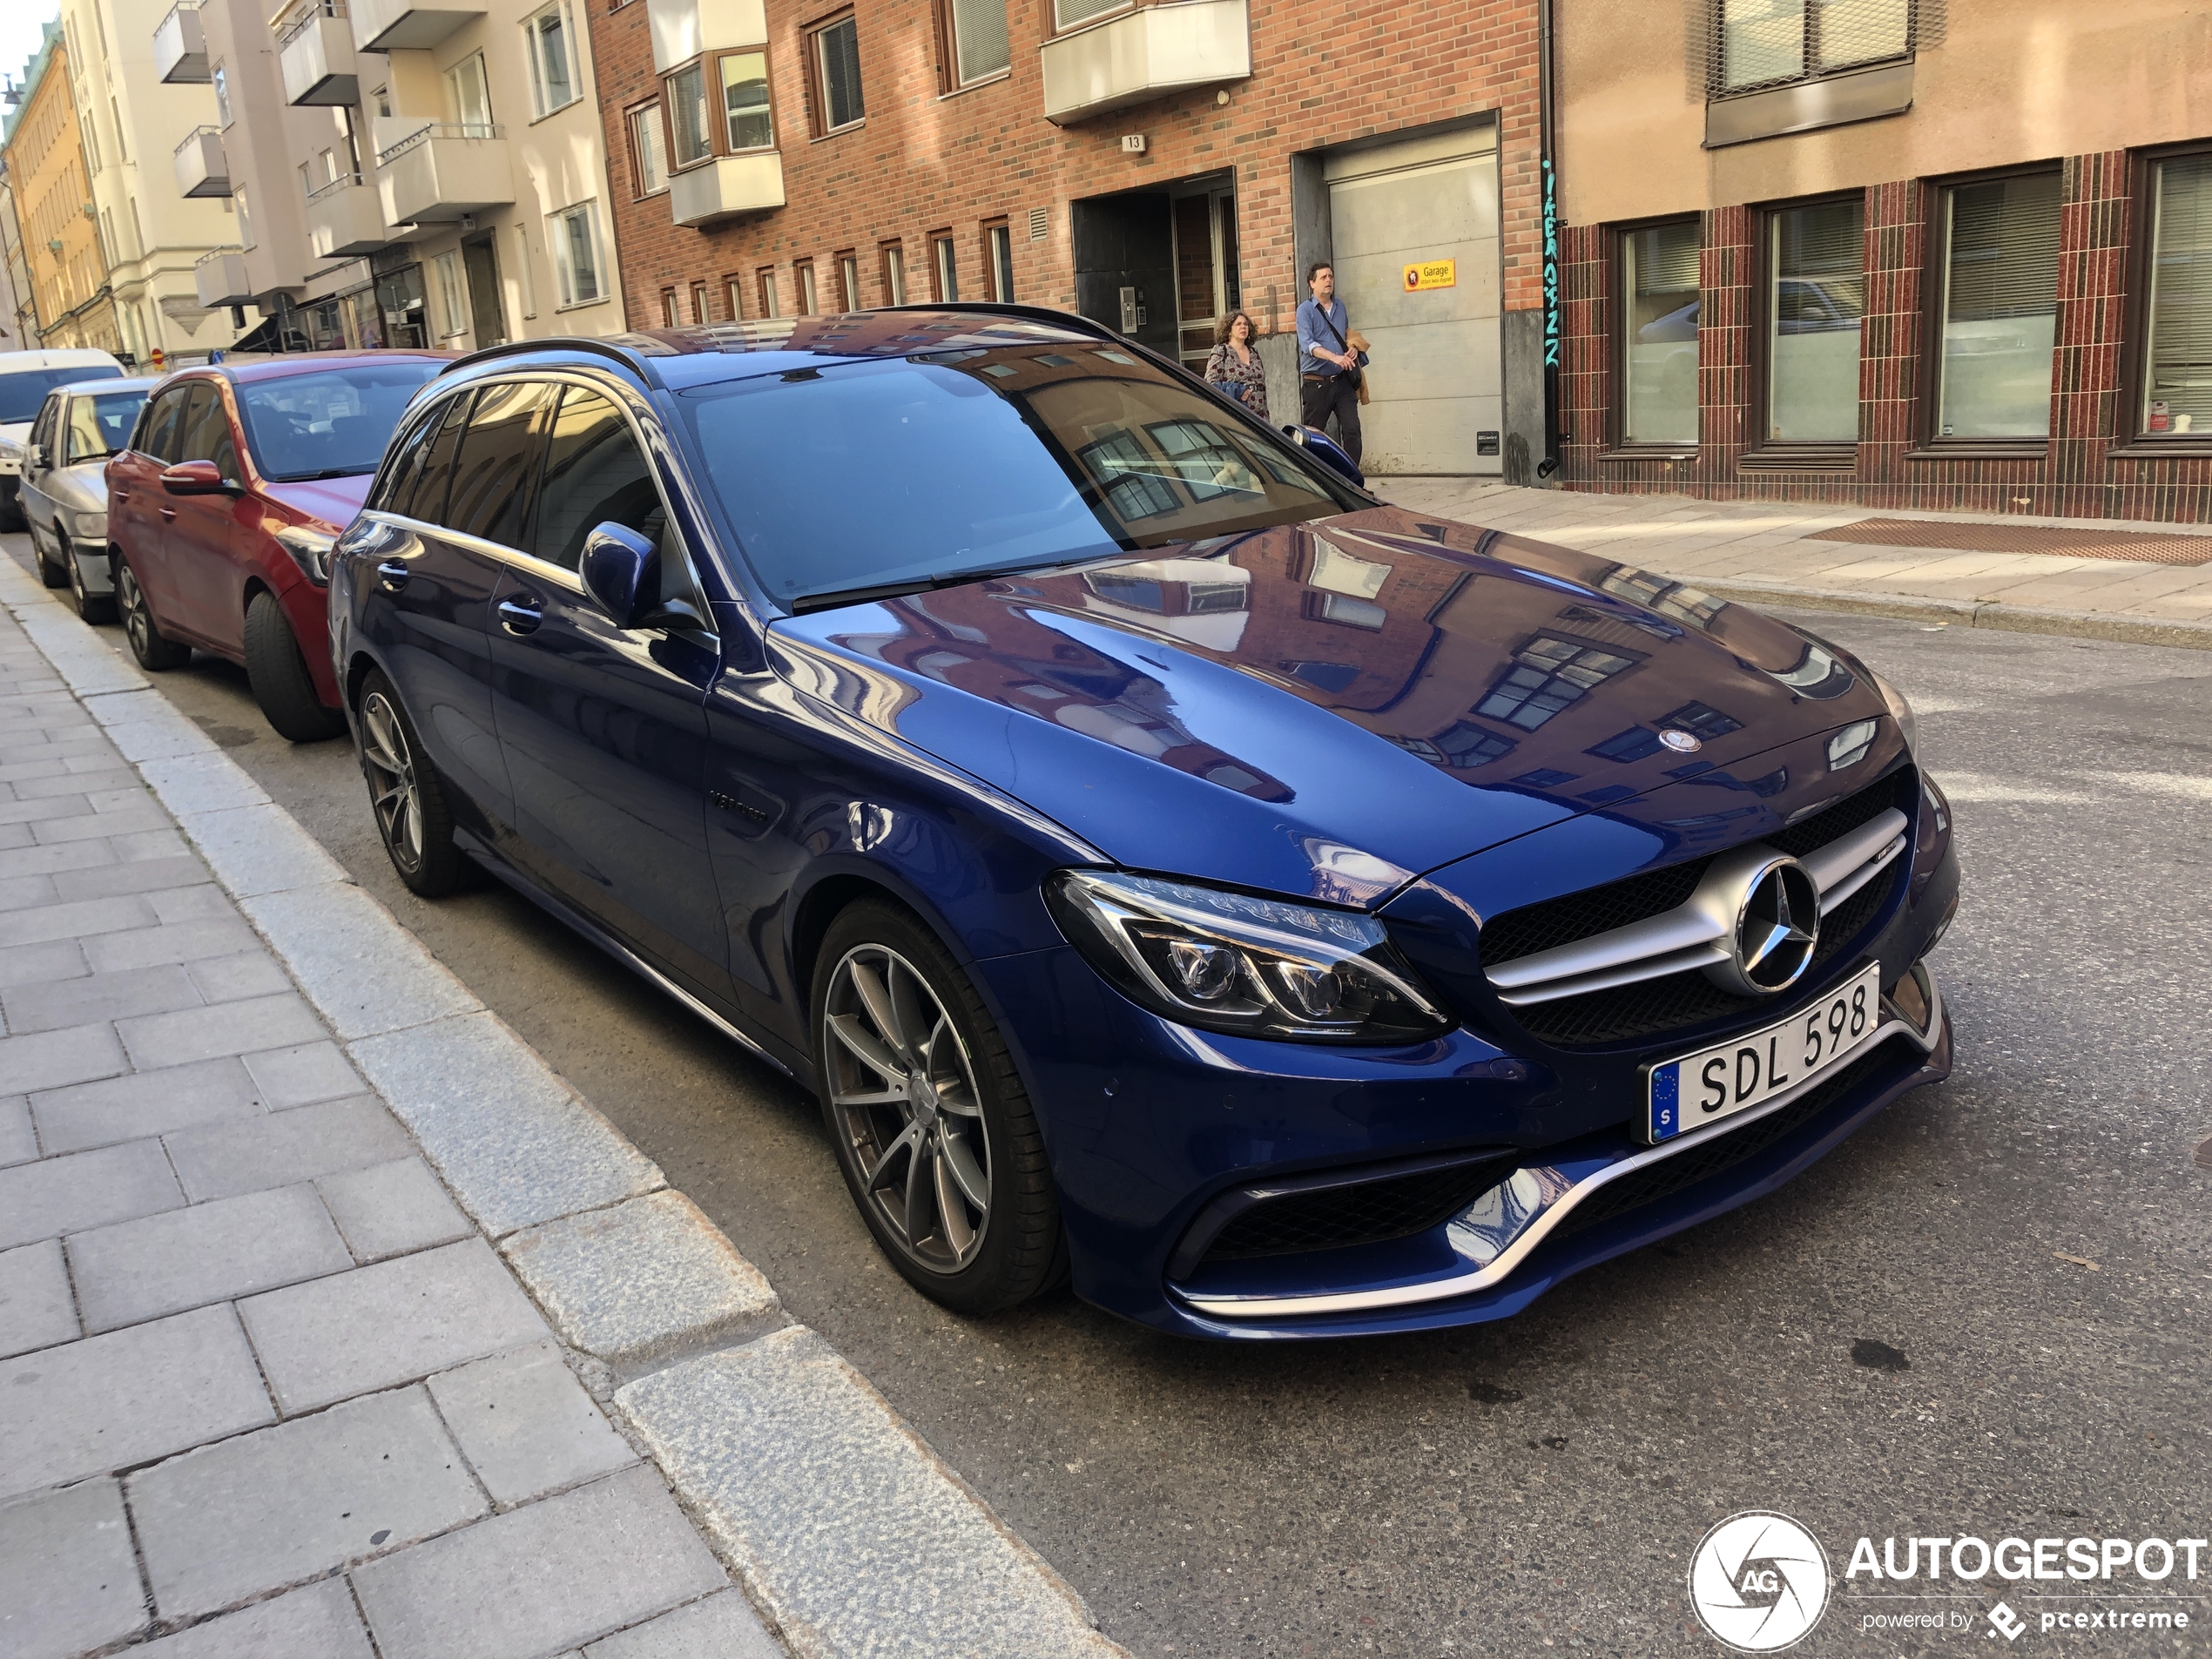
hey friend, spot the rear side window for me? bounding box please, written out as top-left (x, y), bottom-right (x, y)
top-left (531, 388), bottom-right (663, 570)
top-left (445, 381), bottom-right (557, 547)
top-left (395, 391), bottom-right (476, 526)
top-left (29, 396), bottom-right (58, 465)
top-left (138, 388), bottom-right (188, 462)
top-left (371, 396), bottom-right (452, 516)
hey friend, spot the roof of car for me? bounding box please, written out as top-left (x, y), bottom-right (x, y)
top-left (57, 375), bottom-right (158, 396)
top-left (170, 350), bottom-right (454, 387)
top-left (0, 348), bottom-right (124, 369)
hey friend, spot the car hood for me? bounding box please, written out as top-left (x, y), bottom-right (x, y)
top-left (0, 422), bottom-right (28, 455)
top-left (48, 462), bottom-right (111, 510)
top-left (766, 504), bottom-right (1893, 904)
top-left (260, 474), bottom-right (374, 529)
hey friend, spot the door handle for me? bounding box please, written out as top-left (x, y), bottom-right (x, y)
top-left (375, 559), bottom-right (409, 594)
top-left (158, 506), bottom-right (178, 521)
top-left (497, 596), bottom-right (543, 636)
top-left (112, 489), bottom-right (129, 502)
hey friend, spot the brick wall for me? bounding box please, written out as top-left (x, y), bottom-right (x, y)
top-left (1555, 152), bottom-right (2212, 524)
top-left (584, 0), bottom-right (1543, 336)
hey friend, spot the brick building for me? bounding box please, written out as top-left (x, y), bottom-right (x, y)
top-left (586, 0), bottom-right (1548, 478)
top-left (1553, 0), bottom-right (2212, 523)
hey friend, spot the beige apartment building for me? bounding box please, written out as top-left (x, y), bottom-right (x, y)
top-left (152, 0), bottom-right (627, 354)
top-left (1552, 0), bottom-right (2212, 523)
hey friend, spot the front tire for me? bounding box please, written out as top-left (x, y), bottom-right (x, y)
top-left (245, 590), bottom-right (347, 743)
top-left (0, 478), bottom-right (25, 534)
top-left (66, 538), bottom-right (113, 623)
top-left (117, 556), bottom-right (191, 671)
top-left (34, 523), bottom-right (66, 588)
top-left (813, 900), bottom-right (1062, 1315)
top-left (356, 670), bottom-right (469, 897)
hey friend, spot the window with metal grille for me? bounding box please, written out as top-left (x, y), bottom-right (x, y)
top-left (1710, 0), bottom-right (1912, 98)
top-left (1476, 636), bottom-right (1640, 731)
top-left (2143, 154), bottom-right (2212, 440)
top-left (1935, 172), bottom-right (2060, 439)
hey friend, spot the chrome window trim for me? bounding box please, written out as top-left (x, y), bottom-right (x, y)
top-left (361, 509), bottom-right (586, 595)
top-left (1174, 965), bottom-right (1943, 1321)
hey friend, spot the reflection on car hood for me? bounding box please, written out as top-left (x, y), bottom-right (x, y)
top-left (260, 474), bottom-right (374, 529)
top-left (767, 505), bottom-right (1892, 904)
top-left (46, 461), bottom-right (111, 512)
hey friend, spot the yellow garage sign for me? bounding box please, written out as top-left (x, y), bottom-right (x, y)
top-left (1403, 260), bottom-right (1457, 293)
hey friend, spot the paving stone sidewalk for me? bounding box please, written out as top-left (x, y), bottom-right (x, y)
top-left (1377, 480), bottom-right (2212, 646)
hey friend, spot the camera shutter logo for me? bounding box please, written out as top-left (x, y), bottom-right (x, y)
top-left (1688, 1511), bottom-right (1831, 1652)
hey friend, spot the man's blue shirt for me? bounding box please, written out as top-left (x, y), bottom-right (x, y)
top-left (1297, 296), bottom-right (1351, 377)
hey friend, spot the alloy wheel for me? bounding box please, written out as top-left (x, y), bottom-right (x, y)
top-left (65, 542), bottom-right (85, 610)
top-left (823, 943), bottom-right (992, 1274)
top-left (118, 564), bottom-right (151, 657)
top-left (359, 691), bottom-right (424, 871)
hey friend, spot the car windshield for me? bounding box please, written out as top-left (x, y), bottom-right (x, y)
top-left (0, 365), bottom-right (120, 423)
top-left (68, 390), bottom-right (151, 462)
top-left (675, 341), bottom-right (1359, 610)
top-left (233, 363), bottom-right (443, 481)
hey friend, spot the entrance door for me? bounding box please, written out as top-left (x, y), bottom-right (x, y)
top-left (1171, 182), bottom-right (1238, 370)
top-left (1325, 126), bottom-right (1501, 475)
top-left (1070, 189), bottom-right (1177, 357)
top-left (463, 237), bottom-right (507, 347)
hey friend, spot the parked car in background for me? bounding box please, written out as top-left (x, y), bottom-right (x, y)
top-left (332, 311), bottom-right (1957, 1342)
top-left (0, 348), bottom-right (127, 529)
top-left (107, 352), bottom-right (447, 740)
top-left (23, 377), bottom-right (156, 620)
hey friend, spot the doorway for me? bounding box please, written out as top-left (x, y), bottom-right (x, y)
top-left (462, 235), bottom-right (507, 347)
top-left (1072, 171), bottom-right (1238, 366)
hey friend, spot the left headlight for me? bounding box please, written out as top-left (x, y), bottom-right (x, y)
top-left (275, 524), bottom-right (337, 587)
top-left (1046, 868), bottom-right (1455, 1044)
top-left (68, 509), bottom-right (106, 540)
top-left (1870, 668), bottom-right (1918, 754)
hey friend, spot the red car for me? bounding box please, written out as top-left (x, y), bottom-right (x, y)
top-left (106, 353), bottom-right (448, 739)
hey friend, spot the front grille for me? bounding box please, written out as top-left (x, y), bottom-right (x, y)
top-left (1550, 1038), bottom-right (1904, 1243)
top-left (1480, 768), bottom-right (1912, 1049)
top-left (1200, 1157), bottom-right (1515, 1264)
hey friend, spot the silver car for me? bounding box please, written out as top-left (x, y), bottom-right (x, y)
top-left (24, 377), bottom-right (155, 621)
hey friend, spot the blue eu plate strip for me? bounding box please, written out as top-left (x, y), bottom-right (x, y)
top-left (1650, 1062), bottom-right (1680, 1141)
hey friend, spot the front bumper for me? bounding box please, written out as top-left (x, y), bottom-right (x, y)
top-left (71, 539), bottom-right (114, 596)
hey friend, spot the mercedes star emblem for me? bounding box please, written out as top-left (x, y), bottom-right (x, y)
top-left (1706, 855), bottom-right (1821, 995)
top-left (1659, 729), bottom-right (1703, 753)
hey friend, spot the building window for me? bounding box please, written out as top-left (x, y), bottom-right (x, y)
top-left (1933, 171), bottom-right (2060, 440)
top-left (691, 280), bottom-right (709, 322)
top-left (932, 232), bottom-right (958, 300)
top-left (1621, 219), bottom-right (1701, 446)
top-left (1765, 197), bottom-right (1864, 444)
top-left (811, 14), bottom-right (864, 132)
top-left (1476, 636), bottom-right (1638, 731)
top-left (835, 252), bottom-right (858, 311)
top-left (880, 240), bottom-right (906, 305)
top-left (550, 203), bottom-right (604, 307)
top-left (984, 219), bottom-right (1014, 301)
top-left (448, 53), bottom-right (494, 133)
top-left (523, 1), bottom-right (580, 117)
top-left (435, 250), bottom-right (469, 338)
top-left (628, 101), bottom-right (667, 194)
top-left (946, 0), bottom-right (1009, 85)
top-left (660, 287), bottom-right (679, 327)
top-left (795, 259), bottom-right (818, 315)
top-left (1054, 0), bottom-right (1124, 30)
top-left (721, 51), bottom-right (772, 150)
top-left (725, 274), bottom-right (745, 320)
top-left (212, 63), bottom-right (233, 127)
top-left (758, 266), bottom-right (779, 319)
top-left (2141, 153), bottom-right (2212, 440)
top-left (666, 61), bottom-right (710, 166)
top-left (1713, 0), bottom-right (1910, 95)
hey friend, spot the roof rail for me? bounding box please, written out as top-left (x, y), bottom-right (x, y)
top-left (439, 334), bottom-right (663, 390)
top-left (879, 300), bottom-right (1126, 347)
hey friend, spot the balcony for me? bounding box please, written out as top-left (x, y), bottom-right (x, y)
top-left (1040, 0), bottom-right (1251, 125)
top-left (668, 153), bottom-right (784, 227)
top-left (376, 125), bottom-right (513, 224)
top-left (280, 2), bottom-right (359, 105)
top-left (152, 2), bottom-right (209, 83)
top-left (174, 127), bottom-right (231, 199)
top-left (348, 0), bottom-right (482, 51)
top-left (307, 175), bottom-right (395, 256)
top-left (646, 0), bottom-right (765, 74)
top-left (194, 247), bottom-right (251, 307)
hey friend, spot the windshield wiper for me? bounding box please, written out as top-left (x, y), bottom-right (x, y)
top-left (788, 550), bottom-right (1122, 615)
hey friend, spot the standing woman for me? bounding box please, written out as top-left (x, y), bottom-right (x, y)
top-left (1204, 311), bottom-right (1269, 422)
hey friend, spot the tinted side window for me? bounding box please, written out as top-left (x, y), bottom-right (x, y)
top-left (531, 388), bottom-right (664, 571)
top-left (369, 399), bottom-right (447, 515)
top-left (138, 388), bottom-right (188, 462)
top-left (398, 390), bottom-right (476, 526)
top-left (446, 381), bottom-right (557, 547)
top-left (174, 386), bottom-right (229, 468)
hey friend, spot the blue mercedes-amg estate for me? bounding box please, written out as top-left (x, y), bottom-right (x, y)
top-left (329, 306), bottom-right (1958, 1341)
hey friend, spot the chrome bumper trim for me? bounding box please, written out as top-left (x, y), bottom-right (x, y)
top-left (1175, 964), bottom-right (1943, 1321)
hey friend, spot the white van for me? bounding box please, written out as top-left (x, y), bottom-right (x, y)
top-left (0, 348), bottom-right (128, 528)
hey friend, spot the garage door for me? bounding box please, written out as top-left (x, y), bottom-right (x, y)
top-left (1325, 126), bottom-right (1501, 475)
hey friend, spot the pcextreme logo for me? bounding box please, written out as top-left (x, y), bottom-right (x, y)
top-left (1689, 1511), bottom-right (1832, 1652)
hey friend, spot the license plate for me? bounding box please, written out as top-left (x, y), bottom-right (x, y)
top-left (1647, 962), bottom-right (1884, 1143)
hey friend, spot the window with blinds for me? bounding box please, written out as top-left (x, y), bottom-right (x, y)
top-left (815, 16), bottom-right (864, 132)
top-left (1936, 172), bottom-right (2060, 439)
top-left (1055, 0), bottom-right (1126, 30)
top-left (1767, 199), bottom-right (1865, 443)
top-left (2144, 154), bottom-right (2212, 439)
top-left (1715, 0), bottom-right (1912, 96)
top-left (1622, 220), bottom-right (1702, 445)
top-left (948, 0), bottom-right (1009, 84)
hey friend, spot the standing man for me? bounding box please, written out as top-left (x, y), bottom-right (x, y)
top-left (1296, 262), bottom-right (1364, 465)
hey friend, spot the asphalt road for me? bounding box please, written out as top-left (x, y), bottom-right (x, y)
top-left (18, 534), bottom-right (2209, 1657)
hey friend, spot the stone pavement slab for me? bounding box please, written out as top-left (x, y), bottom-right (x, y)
top-left (243, 1039), bottom-right (373, 1108)
top-left (0, 1303), bottom-right (274, 1499)
top-left (163, 1096), bottom-right (412, 1203)
top-left (0, 1478), bottom-right (142, 1659)
top-left (583, 1590), bottom-right (784, 1659)
top-left (69, 1183), bottom-right (354, 1333)
top-left (30, 1055), bottom-right (264, 1154)
top-left (351, 1464), bottom-right (727, 1659)
top-left (0, 1019), bottom-right (130, 1098)
top-left (0, 1238), bottom-right (78, 1359)
top-left (316, 1157), bottom-right (473, 1262)
top-left (117, 989), bottom-right (327, 1069)
top-left (426, 1341), bottom-right (636, 1506)
top-left (238, 1237), bottom-right (550, 1414)
top-left (128, 1385), bottom-right (486, 1619)
top-left (129, 1579), bottom-right (374, 1659)
top-left (0, 1136), bottom-right (182, 1250)
top-left (2, 961), bottom-right (202, 1035)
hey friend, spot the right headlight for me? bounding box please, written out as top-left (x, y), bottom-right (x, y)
top-left (1870, 668), bottom-right (1918, 754)
top-left (1046, 868), bottom-right (1454, 1044)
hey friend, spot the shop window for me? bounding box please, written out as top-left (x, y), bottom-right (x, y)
top-left (523, 1), bottom-right (580, 118)
top-left (2141, 152), bottom-right (2212, 441)
top-left (1764, 198), bottom-right (1864, 444)
top-left (811, 14), bottom-right (864, 133)
top-left (945, 0), bottom-right (1009, 85)
top-left (1933, 172), bottom-right (2060, 440)
top-left (628, 101), bottom-right (667, 195)
top-left (984, 220), bottom-right (1014, 301)
top-left (1621, 219), bottom-right (1701, 446)
top-left (1712, 0), bottom-right (1910, 95)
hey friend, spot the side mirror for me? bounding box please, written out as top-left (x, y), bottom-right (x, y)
top-left (160, 460), bottom-right (234, 496)
top-left (24, 443), bottom-right (42, 472)
top-left (1282, 424), bottom-right (1366, 488)
top-left (579, 521), bottom-right (658, 629)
